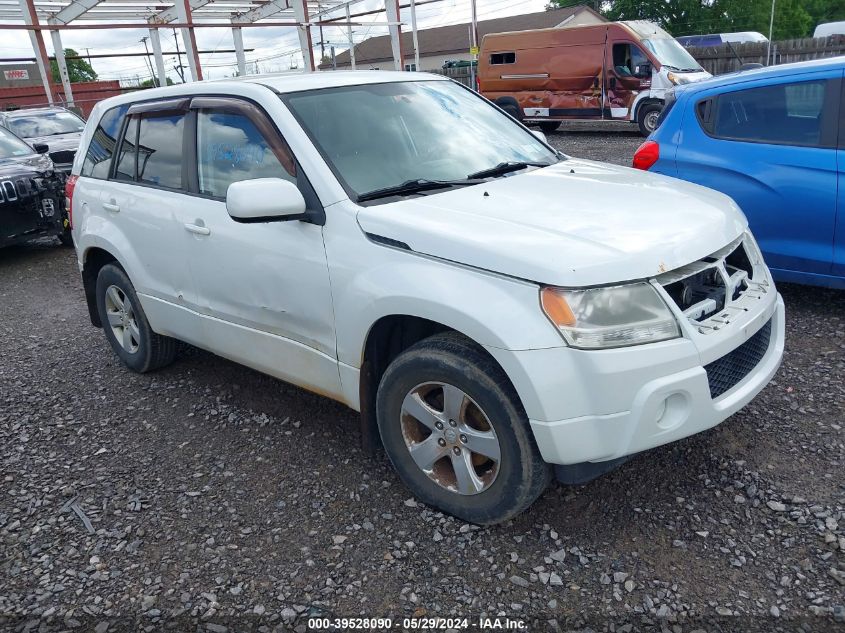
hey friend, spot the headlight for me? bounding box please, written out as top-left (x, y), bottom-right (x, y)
top-left (667, 72), bottom-right (690, 85)
top-left (540, 283), bottom-right (681, 349)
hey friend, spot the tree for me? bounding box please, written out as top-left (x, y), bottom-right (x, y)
top-left (50, 48), bottom-right (97, 83)
top-left (547, 0), bottom-right (839, 39)
top-left (139, 77), bottom-right (175, 88)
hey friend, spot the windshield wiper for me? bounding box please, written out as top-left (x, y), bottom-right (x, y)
top-left (466, 161), bottom-right (551, 180)
top-left (356, 178), bottom-right (480, 202)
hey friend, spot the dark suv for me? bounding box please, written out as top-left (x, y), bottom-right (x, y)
top-left (0, 126), bottom-right (69, 248)
top-left (0, 106), bottom-right (85, 174)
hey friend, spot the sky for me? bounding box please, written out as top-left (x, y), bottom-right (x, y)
top-left (0, 0), bottom-right (548, 83)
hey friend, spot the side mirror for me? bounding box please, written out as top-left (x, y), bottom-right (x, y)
top-left (636, 63), bottom-right (652, 78)
top-left (531, 130), bottom-right (547, 143)
top-left (226, 178), bottom-right (306, 221)
top-left (33, 142), bottom-right (49, 154)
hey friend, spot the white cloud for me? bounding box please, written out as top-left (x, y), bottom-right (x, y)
top-left (1, 0), bottom-right (548, 82)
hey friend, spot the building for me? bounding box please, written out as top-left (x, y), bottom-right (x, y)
top-left (320, 5), bottom-right (606, 71)
top-left (0, 63), bottom-right (43, 89)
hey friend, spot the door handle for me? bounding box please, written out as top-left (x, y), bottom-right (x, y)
top-left (102, 202), bottom-right (120, 213)
top-left (184, 223), bottom-right (211, 236)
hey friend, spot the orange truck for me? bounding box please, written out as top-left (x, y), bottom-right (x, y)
top-left (478, 21), bottom-right (711, 136)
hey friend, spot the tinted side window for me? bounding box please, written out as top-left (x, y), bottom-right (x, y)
top-left (613, 43), bottom-right (650, 78)
top-left (136, 114), bottom-right (185, 189)
top-left (114, 117), bottom-right (138, 180)
top-left (711, 80), bottom-right (829, 147)
top-left (490, 52), bottom-right (515, 65)
top-left (81, 105), bottom-right (128, 178)
top-left (196, 109), bottom-right (295, 198)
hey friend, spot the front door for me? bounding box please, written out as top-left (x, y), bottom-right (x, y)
top-left (180, 97), bottom-right (341, 397)
top-left (606, 40), bottom-right (652, 121)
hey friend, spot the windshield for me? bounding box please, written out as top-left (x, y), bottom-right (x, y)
top-left (7, 110), bottom-right (85, 138)
top-left (283, 80), bottom-right (558, 199)
top-left (0, 126), bottom-right (34, 158)
top-left (642, 38), bottom-right (703, 71)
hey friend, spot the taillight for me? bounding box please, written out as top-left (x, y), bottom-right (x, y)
top-left (65, 174), bottom-right (78, 229)
top-left (632, 140), bottom-right (659, 170)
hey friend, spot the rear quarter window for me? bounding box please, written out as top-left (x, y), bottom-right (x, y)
top-left (705, 79), bottom-right (833, 148)
top-left (81, 104), bottom-right (129, 179)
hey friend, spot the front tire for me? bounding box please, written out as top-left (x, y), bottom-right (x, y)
top-left (538, 121), bottom-right (561, 134)
top-left (637, 102), bottom-right (663, 136)
top-left (95, 263), bottom-right (177, 373)
top-left (376, 332), bottom-right (551, 525)
top-left (57, 227), bottom-right (73, 247)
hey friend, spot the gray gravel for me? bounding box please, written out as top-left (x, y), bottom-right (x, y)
top-left (1, 132), bottom-right (844, 631)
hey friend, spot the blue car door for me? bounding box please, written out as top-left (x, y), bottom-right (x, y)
top-left (675, 71), bottom-right (840, 278)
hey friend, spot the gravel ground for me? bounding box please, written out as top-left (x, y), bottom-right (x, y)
top-left (1, 130), bottom-right (844, 633)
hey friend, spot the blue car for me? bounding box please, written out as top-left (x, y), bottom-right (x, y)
top-left (633, 57), bottom-right (845, 289)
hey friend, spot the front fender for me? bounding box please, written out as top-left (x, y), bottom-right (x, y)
top-left (331, 243), bottom-right (566, 369)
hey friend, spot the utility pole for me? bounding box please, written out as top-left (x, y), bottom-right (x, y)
top-left (767, 0), bottom-right (775, 65)
top-left (140, 36), bottom-right (155, 85)
top-left (317, 1), bottom-right (325, 63)
top-left (172, 28), bottom-right (185, 82)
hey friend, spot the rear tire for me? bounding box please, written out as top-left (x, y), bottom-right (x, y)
top-left (500, 104), bottom-right (521, 121)
top-left (538, 121), bottom-right (561, 134)
top-left (376, 332), bottom-right (551, 525)
top-left (637, 102), bottom-right (663, 136)
top-left (95, 263), bottom-right (177, 373)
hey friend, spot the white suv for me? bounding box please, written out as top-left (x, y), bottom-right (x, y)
top-left (68, 71), bottom-right (784, 524)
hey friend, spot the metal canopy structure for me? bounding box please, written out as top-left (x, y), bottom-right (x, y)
top-left (1, 0), bottom-right (417, 107)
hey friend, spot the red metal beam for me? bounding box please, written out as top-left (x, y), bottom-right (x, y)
top-left (180, 0), bottom-right (202, 80)
top-left (320, 0), bottom-right (438, 23)
top-left (1, 49), bottom-right (254, 61)
top-left (22, 0), bottom-right (54, 103)
top-left (0, 20), bottom-right (388, 29)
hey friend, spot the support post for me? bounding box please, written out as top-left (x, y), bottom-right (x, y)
top-left (469, 0), bottom-right (477, 88)
top-left (409, 0), bottom-right (419, 71)
top-left (292, 0), bottom-right (314, 72)
top-left (19, 0), bottom-right (54, 104)
top-left (345, 4), bottom-right (356, 69)
top-left (384, 0), bottom-right (403, 71)
top-left (49, 26), bottom-right (74, 107)
top-left (174, 0), bottom-right (202, 81)
top-left (232, 27), bottom-right (247, 76)
top-left (149, 28), bottom-right (168, 86)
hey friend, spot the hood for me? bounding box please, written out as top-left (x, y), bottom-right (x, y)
top-left (356, 159), bottom-right (747, 287)
top-left (0, 153), bottom-right (54, 179)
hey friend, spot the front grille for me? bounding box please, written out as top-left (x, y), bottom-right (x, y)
top-left (704, 318), bottom-right (772, 399)
top-left (658, 235), bottom-right (771, 334)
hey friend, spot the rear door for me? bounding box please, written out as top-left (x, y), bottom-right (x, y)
top-left (96, 99), bottom-right (201, 329)
top-left (676, 73), bottom-right (840, 277)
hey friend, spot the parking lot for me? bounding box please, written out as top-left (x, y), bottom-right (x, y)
top-left (1, 126), bottom-right (844, 632)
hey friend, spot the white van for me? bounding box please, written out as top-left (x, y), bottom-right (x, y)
top-left (68, 71), bottom-right (784, 524)
top-left (814, 22), bottom-right (845, 38)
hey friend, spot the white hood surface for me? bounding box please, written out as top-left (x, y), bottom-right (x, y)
top-left (356, 159), bottom-right (747, 287)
